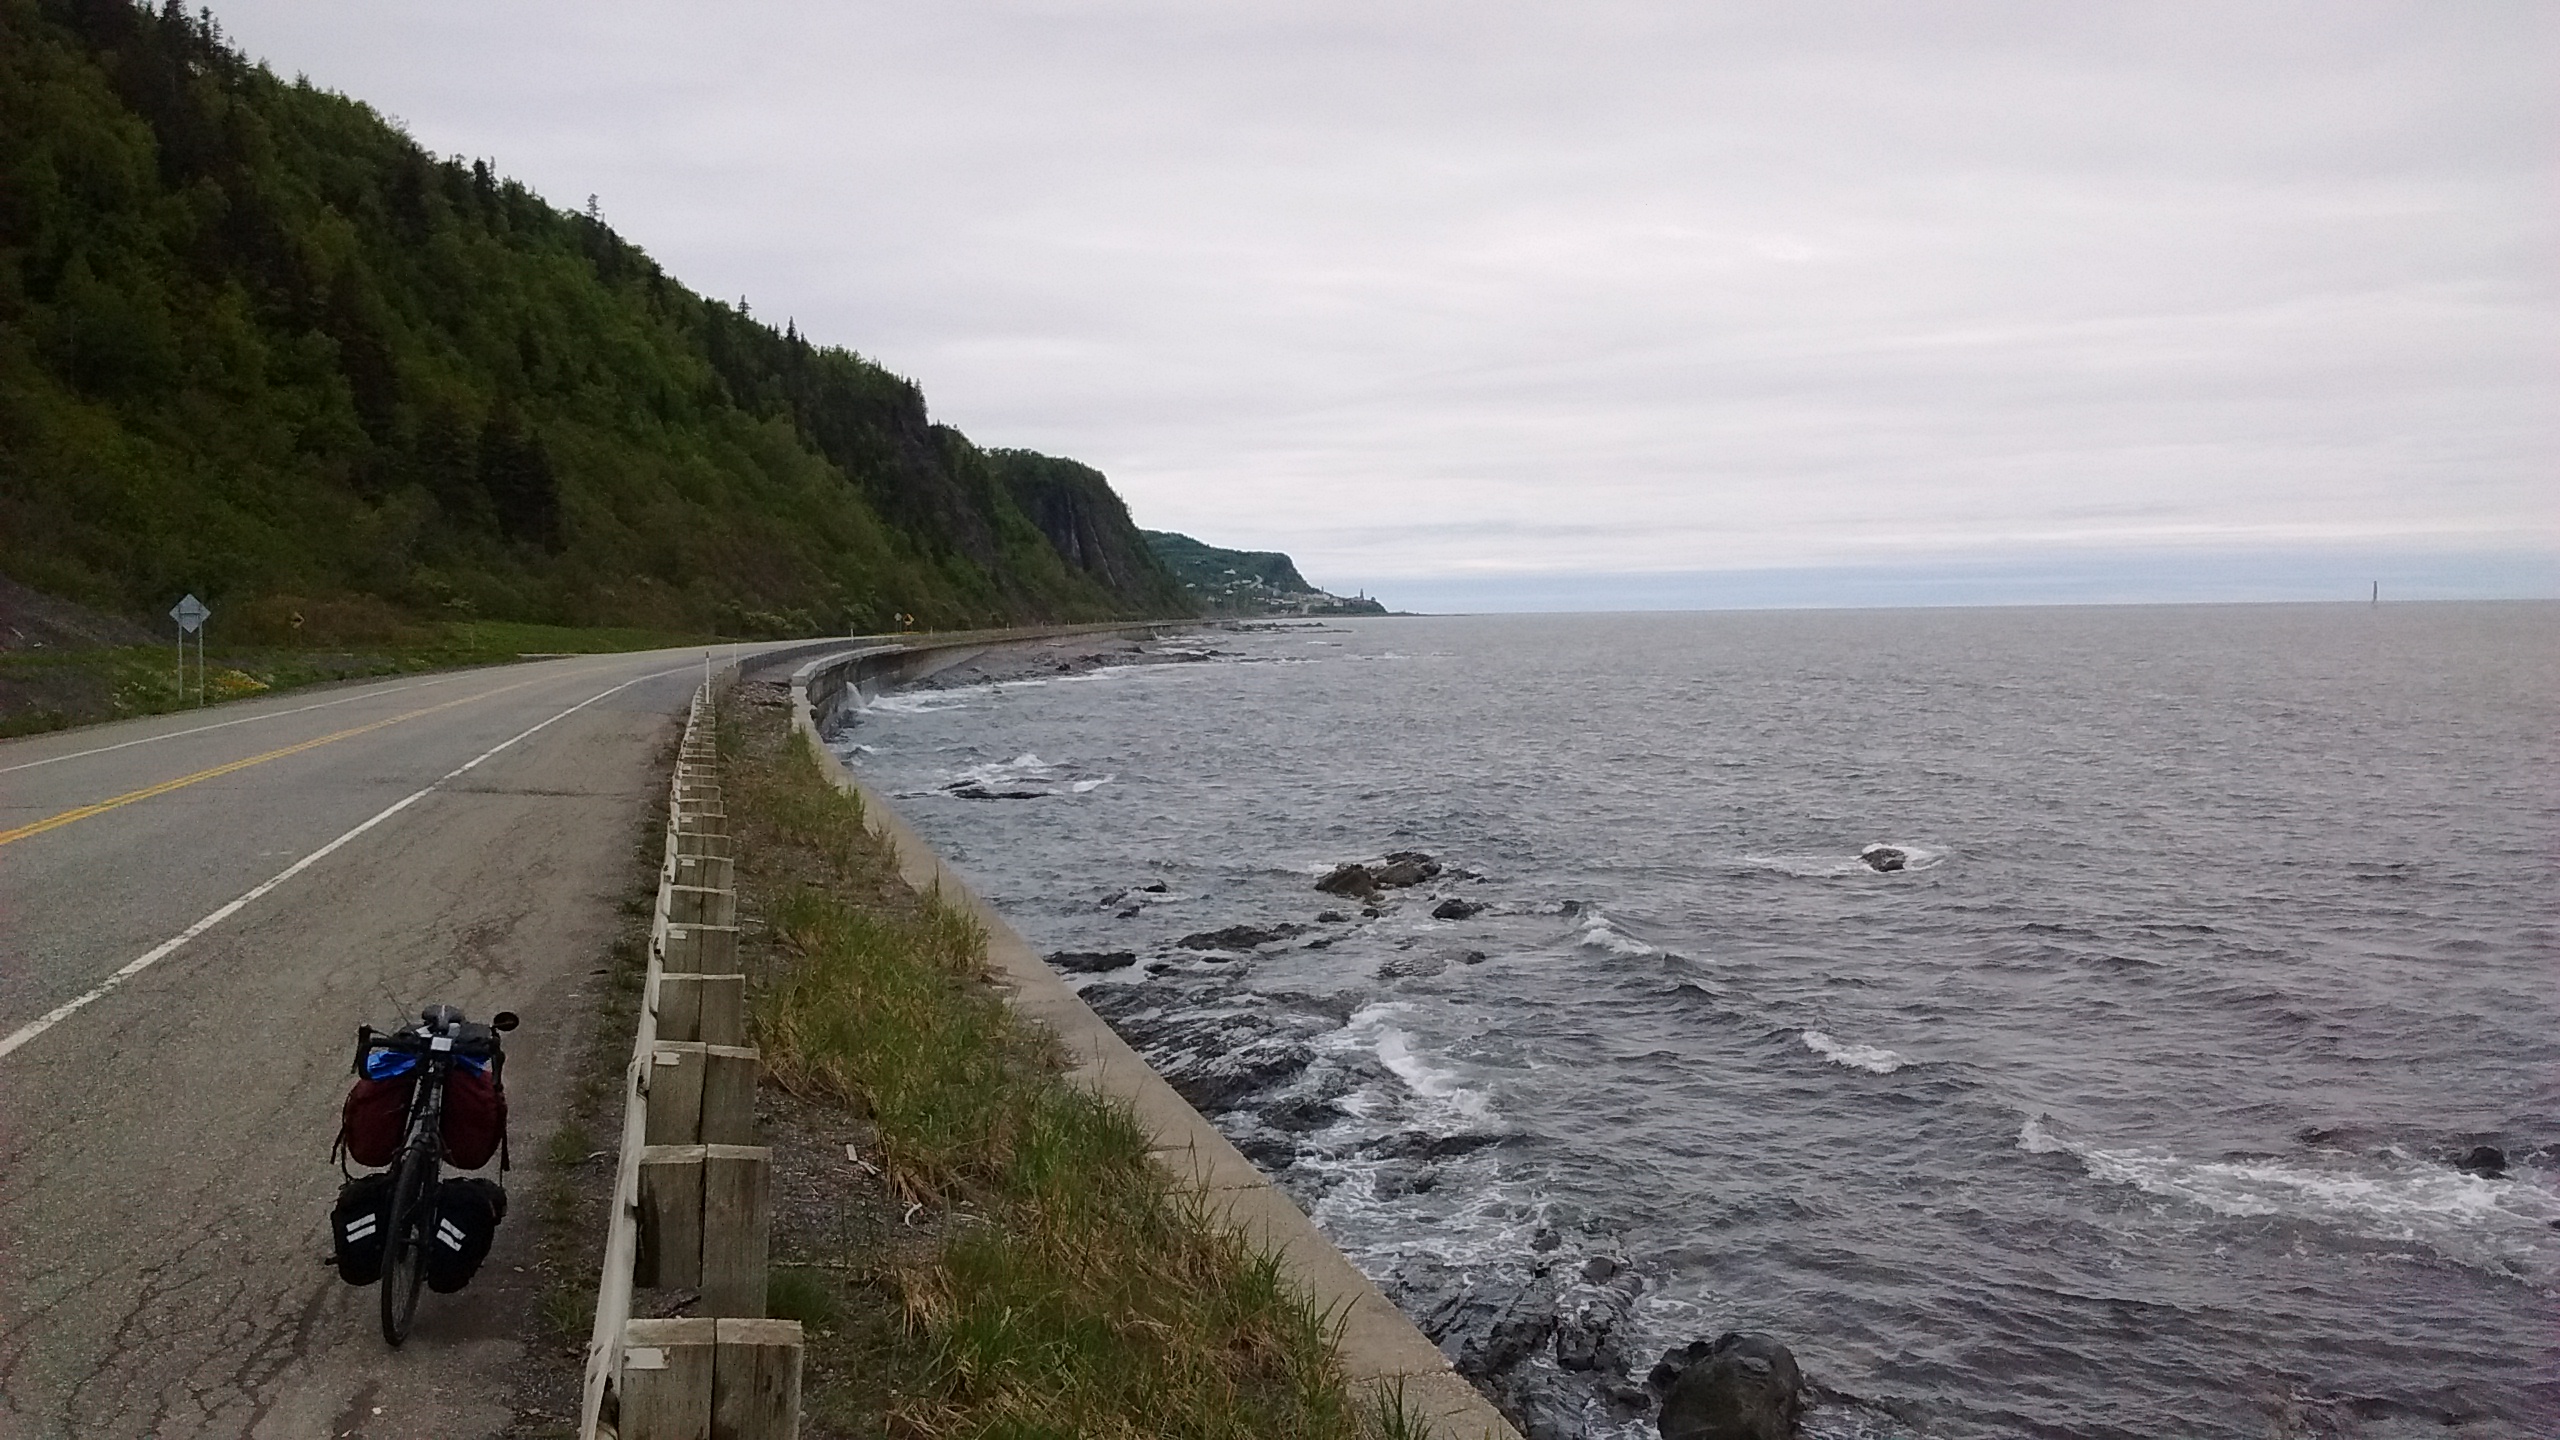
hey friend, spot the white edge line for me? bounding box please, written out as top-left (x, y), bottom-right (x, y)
top-left (0, 674), bottom-right (466, 776)
top-left (0, 663), bottom-right (694, 1062)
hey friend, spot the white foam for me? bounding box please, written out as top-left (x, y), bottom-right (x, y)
top-left (863, 689), bottom-right (978, 714)
top-left (1070, 775), bottom-right (1115, 793)
top-left (1802, 1029), bottom-right (1908, 1074)
top-left (948, 752), bottom-right (1051, 786)
top-left (2019, 1116), bottom-right (2560, 1282)
top-left (1339, 1003), bottom-right (1493, 1121)
top-left (1574, 914), bottom-right (1660, 957)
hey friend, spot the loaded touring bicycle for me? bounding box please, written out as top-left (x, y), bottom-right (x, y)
top-left (331, 1003), bottom-right (516, 1344)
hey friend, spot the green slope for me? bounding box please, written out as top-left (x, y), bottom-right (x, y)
top-left (0, 0), bottom-right (1193, 640)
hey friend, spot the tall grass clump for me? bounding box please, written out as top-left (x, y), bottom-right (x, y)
top-left (734, 719), bottom-right (1415, 1438)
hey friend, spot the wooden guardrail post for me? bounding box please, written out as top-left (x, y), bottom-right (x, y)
top-left (661, 923), bottom-right (741, 975)
top-left (635, 1145), bottom-right (704, 1290)
top-left (618, 1318), bottom-right (716, 1435)
top-left (657, 973), bottom-right (746, 1045)
top-left (643, 1045), bottom-right (707, 1146)
top-left (634, 1142), bottom-right (771, 1315)
top-left (702, 1045), bottom-right (759, 1145)
top-left (712, 1319), bottom-right (805, 1437)
top-left (702, 1144), bottom-right (772, 1317)
top-left (619, 1317), bottom-right (804, 1440)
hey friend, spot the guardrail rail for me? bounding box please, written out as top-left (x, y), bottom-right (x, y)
top-left (580, 676), bottom-right (802, 1440)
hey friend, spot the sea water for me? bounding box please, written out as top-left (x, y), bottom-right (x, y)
top-left (832, 604), bottom-right (2559, 1439)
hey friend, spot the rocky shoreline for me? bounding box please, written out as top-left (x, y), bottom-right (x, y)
top-left (1057, 845), bottom-right (1829, 1440)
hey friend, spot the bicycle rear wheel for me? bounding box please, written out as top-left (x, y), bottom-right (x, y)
top-left (378, 1146), bottom-right (434, 1346)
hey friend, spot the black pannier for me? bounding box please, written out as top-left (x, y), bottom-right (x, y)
top-left (330, 1172), bottom-right (393, 1285)
top-left (426, 1178), bottom-right (508, 1293)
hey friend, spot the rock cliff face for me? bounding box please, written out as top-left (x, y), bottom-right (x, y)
top-left (991, 453), bottom-right (1195, 615)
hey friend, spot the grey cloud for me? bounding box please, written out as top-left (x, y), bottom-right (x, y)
top-left (210, 0), bottom-right (2556, 601)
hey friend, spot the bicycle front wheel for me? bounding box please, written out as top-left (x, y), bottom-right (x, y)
top-left (378, 1146), bottom-right (434, 1346)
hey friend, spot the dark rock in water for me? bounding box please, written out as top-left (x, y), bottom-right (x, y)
top-left (1363, 1128), bottom-right (1507, 1162)
top-left (1379, 950), bottom-right (1449, 981)
top-left (1317, 910), bottom-right (1349, 923)
top-left (1261, 1093), bottom-right (1348, 1132)
top-left (1422, 1268), bottom-right (1562, 1377)
top-left (1374, 856), bottom-right (1439, 888)
top-left (1457, 948), bottom-right (1489, 964)
top-left (1391, 1251), bottom-right (1656, 1439)
top-left (1230, 1129), bottom-right (1298, 1168)
top-left (1261, 988), bottom-right (1365, 1024)
top-left (1385, 849), bottom-right (1441, 870)
top-left (1605, 1381), bottom-right (1657, 1418)
top-left (1372, 1162), bottom-right (1440, 1198)
top-left (1047, 949), bottom-right (1137, 973)
top-left (1316, 863), bottom-right (1379, 898)
top-left (1139, 881), bottom-right (1169, 893)
top-left (1077, 982), bottom-right (1154, 1021)
top-left (1432, 897), bottom-right (1487, 920)
top-left (1178, 922), bottom-right (1307, 951)
top-left (1652, 1333), bottom-right (1805, 1440)
top-left (2456, 1145), bottom-right (2508, 1178)
top-left (1859, 844), bottom-right (1907, 873)
top-left (1361, 905), bottom-right (1385, 918)
top-left (1553, 1265), bottom-right (1645, 1374)
top-left (1530, 1227), bottom-right (1562, 1253)
top-left (947, 783), bottom-right (1047, 801)
top-left (1156, 1035), bottom-right (1315, 1113)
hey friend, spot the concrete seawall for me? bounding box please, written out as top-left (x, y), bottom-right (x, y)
top-left (787, 632), bottom-right (1524, 1440)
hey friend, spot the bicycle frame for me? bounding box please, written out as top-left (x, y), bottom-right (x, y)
top-left (361, 1012), bottom-right (505, 1345)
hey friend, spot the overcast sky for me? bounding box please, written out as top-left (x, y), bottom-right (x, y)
top-left (210, 1), bottom-right (2556, 608)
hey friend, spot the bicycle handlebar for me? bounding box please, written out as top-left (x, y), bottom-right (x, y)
top-left (370, 1029), bottom-right (501, 1060)
top-left (352, 1024), bottom-right (501, 1075)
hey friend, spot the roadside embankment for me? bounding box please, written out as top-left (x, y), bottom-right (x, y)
top-left (786, 635), bottom-right (1525, 1440)
top-left (706, 670), bottom-right (1445, 1437)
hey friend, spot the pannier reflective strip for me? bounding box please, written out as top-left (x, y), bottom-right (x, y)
top-left (437, 1219), bottom-right (467, 1250)
top-left (344, 1216), bottom-right (377, 1239)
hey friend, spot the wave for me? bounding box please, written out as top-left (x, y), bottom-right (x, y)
top-left (1802, 1029), bottom-right (1909, 1074)
top-left (865, 676), bottom-right (1044, 712)
top-left (936, 752), bottom-right (1113, 800)
top-left (1338, 1003), bottom-right (1494, 1122)
top-left (1573, 912), bottom-right (1662, 957)
top-left (864, 664), bottom-right (1155, 717)
top-left (2019, 1116), bottom-right (2560, 1285)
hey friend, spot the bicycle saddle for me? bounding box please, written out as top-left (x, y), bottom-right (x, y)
top-left (418, 1003), bottom-right (464, 1032)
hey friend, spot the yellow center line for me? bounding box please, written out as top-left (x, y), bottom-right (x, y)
top-left (0, 672), bottom-right (567, 848)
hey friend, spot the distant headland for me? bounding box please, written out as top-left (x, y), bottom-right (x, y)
top-left (1141, 532), bottom-right (1389, 616)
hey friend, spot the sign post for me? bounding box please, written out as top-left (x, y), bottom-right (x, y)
top-left (170, 594), bottom-right (211, 708)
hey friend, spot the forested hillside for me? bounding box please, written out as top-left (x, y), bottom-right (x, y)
top-left (0, 0), bottom-right (1192, 641)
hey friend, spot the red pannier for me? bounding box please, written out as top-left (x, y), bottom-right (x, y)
top-left (441, 1064), bottom-right (508, 1170)
top-left (340, 1075), bottom-right (413, 1167)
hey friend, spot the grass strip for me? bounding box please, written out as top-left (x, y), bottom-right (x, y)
top-left (0, 619), bottom-right (711, 736)
top-left (721, 685), bottom-right (1431, 1440)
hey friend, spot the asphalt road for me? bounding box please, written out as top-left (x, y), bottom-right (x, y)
top-left (0, 645), bottom-right (805, 1439)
